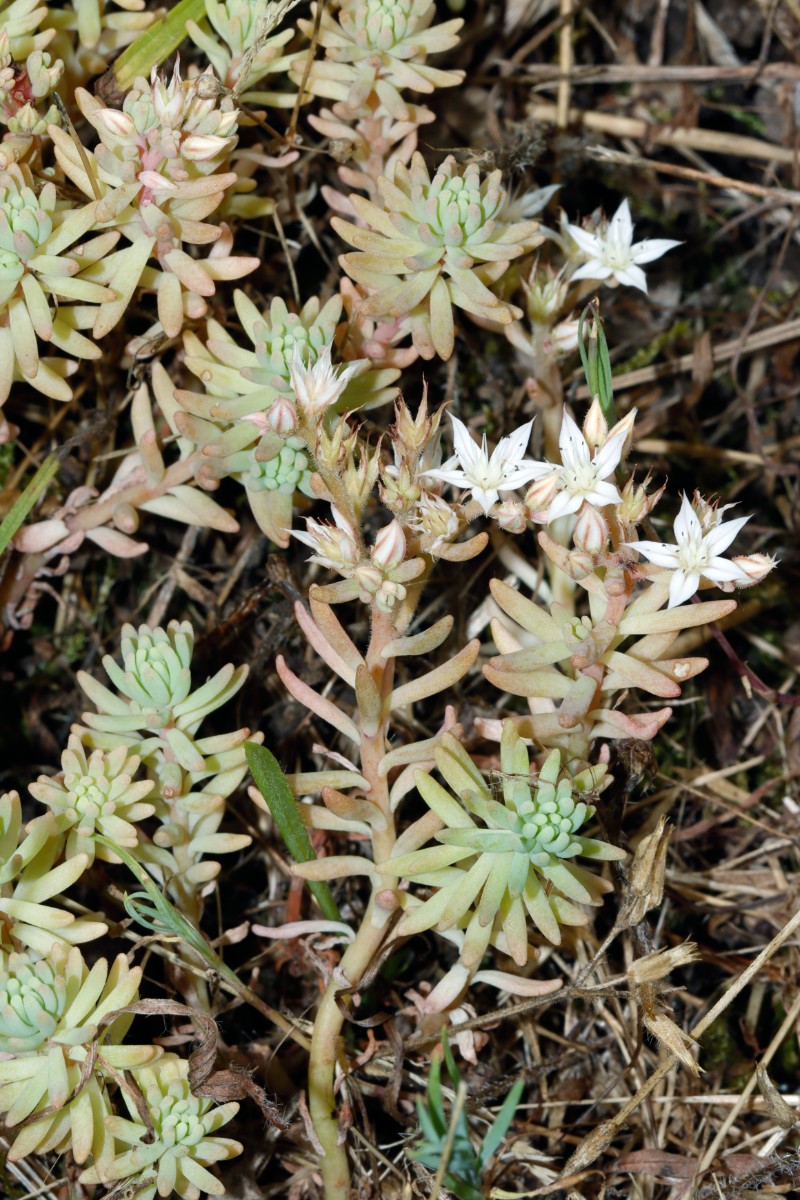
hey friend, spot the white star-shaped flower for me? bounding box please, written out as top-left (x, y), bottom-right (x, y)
top-left (627, 493), bottom-right (751, 608)
top-left (533, 411), bottom-right (628, 523)
top-left (423, 416), bottom-right (549, 516)
top-left (567, 199), bottom-right (680, 292)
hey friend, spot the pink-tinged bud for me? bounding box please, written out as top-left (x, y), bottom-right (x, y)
top-left (354, 563), bottom-right (383, 599)
top-left (371, 520), bottom-right (406, 570)
top-left (573, 502), bottom-right (608, 551)
top-left (494, 499), bottom-right (527, 534)
top-left (564, 549), bottom-right (594, 580)
top-left (732, 553), bottom-right (778, 585)
top-left (138, 169), bottom-right (177, 191)
top-left (582, 396), bottom-right (608, 452)
top-left (524, 471), bottom-right (560, 520)
top-left (607, 407), bottom-right (637, 460)
top-left (553, 319), bottom-right (580, 354)
top-left (97, 108), bottom-right (136, 138)
top-left (266, 395), bottom-right (298, 436)
top-left (182, 133), bottom-right (230, 161)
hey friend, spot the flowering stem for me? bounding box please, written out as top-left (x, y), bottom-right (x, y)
top-left (308, 606), bottom-right (399, 1200)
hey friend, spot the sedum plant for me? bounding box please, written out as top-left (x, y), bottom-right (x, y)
top-left (333, 152), bottom-right (542, 358)
top-left (292, 0), bottom-right (465, 119)
top-left (0, 943), bottom-right (158, 1167)
top-left (0, 162), bottom-right (118, 405)
top-left (79, 1053), bottom-right (243, 1200)
top-left (384, 724), bottom-right (624, 1011)
top-left (50, 62), bottom-right (257, 338)
top-left (186, 0), bottom-right (300, 105)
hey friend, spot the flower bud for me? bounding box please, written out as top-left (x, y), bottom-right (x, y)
top-left (524, 471), bottom-right (560, 520)
top-left (97, 108), bottom-right (136, 138)
top-left (371, 520), bottom-right (406, 570)
top-left (582, 396), bottom-right (608, 452)
top-left (552, 319), bottom-right (580, 354)
top-left (732, 552), bottom-right (778, 585)
top-left (573, 502), bottom-right (608, 552)
top-left (353, 563), bottom-right (383, 599)
top-left (266, 394), bottom-right (298, 437)
top-left (494, 499), bottom-right (527, 534)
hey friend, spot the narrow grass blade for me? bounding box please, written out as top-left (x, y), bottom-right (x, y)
top-left (0, 452), bottom-right (58, 558)
top-left (112, 0), bottom-right (208, 92)
top-left (246, 741), bottom-right (341, 921)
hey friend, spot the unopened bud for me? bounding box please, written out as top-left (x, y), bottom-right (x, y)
top-left (494, 499), bottom-right (527, 534)
top-left (97, 108), bottom-right (136, 138)
top-left (182, 133), bottom-right (230, 161)
top-left (552, 319), bottom-right (580, 354)
top-left (582, 397), bottom-right (608, 451)
top-left (732, 552), bottom-right (778, 585)
top-left (371, 519), bottom-right (406, 570)
top-left (524, 471), bottom-right (560, 519)
top-left (266, 394), bottom-right (298, 436)
top-left (573, 502), bottom-right (608, 551)
top-left (607, 407), bottom-right (637, 461)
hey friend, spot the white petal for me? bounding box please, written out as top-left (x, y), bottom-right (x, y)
top-left (503, 461), bottom-right (554, 488)
top-left (609, 199), bottom-right (633, 247)
top-left (546, 490), bottom-right (582, 522)
top-left (627, 540), bottom-right (680, 569)
top-left (613, 264), bottom-right (649, 292)
top-left (570, 261), bottom-right (612, 282)
top-left (668, 569), bottom-right (699, 609)
top-left (559, 411), bottom-right (589, 470)
top-left (498, 418), bottom-right (534, 464)
top-left (704, 514), bottom-right (750, 556)
top-left (705, 557), bottom-right (750, 583)
top-left (450, 415), bottom-right (482, 470)
top-left (472, 486), bottom-right (499, 515)
top-left (631, 238), bottom-right (682, 265)
top-left (566, 226), bottom-right (601, 257)
top-left (674, 494), bottom-right (701, 544)
top-left (592, 432), bottom-right (625, 479)
top-left (423, 466), bottom-right (470, 489)
top-left (585, 480), bottom-right (621, 507)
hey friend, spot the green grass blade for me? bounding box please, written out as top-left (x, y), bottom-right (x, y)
top-left (478, 1076), bottom-right (524, 1168)
top-left (112, 0), bottom-right (207, 92)
top-left (0, 452), bottom-right (58, 558)
top-left (245, 741), bottom-right (341, 921)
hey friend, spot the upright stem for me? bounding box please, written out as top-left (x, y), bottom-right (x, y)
top-left (308, 607), bottom-right (399, 1200)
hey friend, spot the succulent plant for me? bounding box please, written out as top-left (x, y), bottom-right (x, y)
top-left (78, 1052), bottom-right (243, 1199)
top-left (50, 63), bottom-right (257, 338)
top-left (0, 791), bottom-right (106, 955)
top-left (174, 290), bottom-right (399, 543)
top-left (293, 0), bottom-right (465, 119)
top-left (0, 943), bottom-right (159, 1166)
top-left (386, 723), bottom-right (625, 956)
top-left (44, 0), bottom-right (163, 89)
top-left (333, 152), bottom-right (542, 359)
top-left (0, 162), bottom-right (118, 405)
top-left (28, 737), bottom-right (156, 865)
top-left (186, 0), bottom-right (300, 104)
top-left (73, 620), bottom-right (256, 918)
